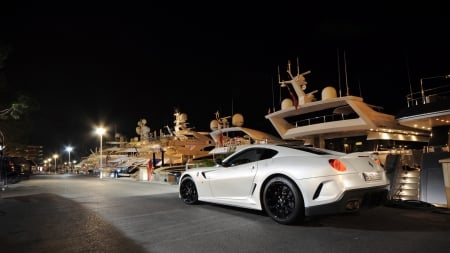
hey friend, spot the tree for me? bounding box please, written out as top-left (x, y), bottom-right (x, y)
top-left (0, 40), bottom-right (39, 151)
top-left (0, 40), bottom-right (38, 120)
top-left (0, 95), bottom-right (31, 120)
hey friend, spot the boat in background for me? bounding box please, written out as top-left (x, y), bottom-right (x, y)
top-left (265, 58), bottom-right (450, 207)
top-left (207, 111), bottom-right (288, 156)
top-left (396, 75), bottom-right (450, 151)
top-left (393, 75), bottom-right (450, 206)
top-left (182, 111), bottom-right (298, 174)
top-left (265, 59), bottom-right (429, 153)
top-left (78, 110), bottom-right (215, 180)
top-left (159, 111), bottom-right (215, 162)
top-left (125, 111), bottom-right (215, 167)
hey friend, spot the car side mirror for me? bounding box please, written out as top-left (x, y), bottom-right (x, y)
top-left (214, 158), bottom-right (223, 166)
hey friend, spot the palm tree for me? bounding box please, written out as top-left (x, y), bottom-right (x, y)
top-left (0, 96), bottom-right (31, 120)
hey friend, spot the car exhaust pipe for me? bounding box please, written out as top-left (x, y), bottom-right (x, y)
top-left (345, 200), bottom-right (361, 211)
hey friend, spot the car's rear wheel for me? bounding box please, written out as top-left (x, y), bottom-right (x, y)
top-left (263, 176), bottom-right (304, 225)
top-left (179, 176), bottom-right (198, 205)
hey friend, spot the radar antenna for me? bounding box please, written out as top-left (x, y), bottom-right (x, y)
top-left (279, 58), bottom-right (316, 106)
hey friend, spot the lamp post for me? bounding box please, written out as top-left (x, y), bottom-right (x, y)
top-left (47, 158), bottom-right (52, 173)
top-left (95, 127), bottom-right (106, 179)
top-left (53, 154), bottom-right (58, 174)
top-left (66, 146), bottom-right (73, 173)
top-left (73, 160), bottom-right (77, 173)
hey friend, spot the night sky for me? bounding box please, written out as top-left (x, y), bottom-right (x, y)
top-left (1, 2), bottom-right (450, 160)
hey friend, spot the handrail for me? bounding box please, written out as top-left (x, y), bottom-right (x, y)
top-left (406, 84), bottom-right (450, 108)
top-left (294, 113), bottom-right (358, 127)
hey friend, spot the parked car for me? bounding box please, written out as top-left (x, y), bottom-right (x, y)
top-left (113, 165), bottom-right (140, 178)
top-left (179, 143), bottom-right (389, 225)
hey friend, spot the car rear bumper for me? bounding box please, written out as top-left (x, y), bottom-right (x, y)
top-left (304, 185), bottom-right (389, 217)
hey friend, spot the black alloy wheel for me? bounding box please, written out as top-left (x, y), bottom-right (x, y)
top-left (263, 176), bottom-right (304, 225)
top-left (179, 176), bottom-right (199, 205)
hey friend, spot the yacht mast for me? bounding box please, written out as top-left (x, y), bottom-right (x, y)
top-left (337, 48), bottom-right (342, 97)
top-left (344, 50), bottom-right (350, 96)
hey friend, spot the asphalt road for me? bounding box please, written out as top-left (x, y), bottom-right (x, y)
top-left (1, 174), bottom-right (450, 253)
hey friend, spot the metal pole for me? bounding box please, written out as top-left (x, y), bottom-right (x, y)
top-left (68, 151), bottom-right (71, 173)
top-left (95, 127), bottom-right (106, 179)
top-left (99, 134), bottom-right (103, 179)
top-left (420, 78), bottom-right (425, 104)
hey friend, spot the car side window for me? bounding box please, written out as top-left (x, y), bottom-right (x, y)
top-left (260, 148), bottom-right (278, 160)
top-left (226, 148), bottom-right (278, 166)
top-left (226, 149), bottom-right (255, 166)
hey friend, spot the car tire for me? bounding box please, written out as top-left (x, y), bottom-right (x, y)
top-left (262, 176), bottom-right (305, 225)
top-left (179, 176), bottom-right (199, 205)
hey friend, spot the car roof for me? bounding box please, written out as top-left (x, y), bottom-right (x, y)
top-left (276, 144), bottom-right (344, 155)
top-left (237, 143), bottom-right (345, 156)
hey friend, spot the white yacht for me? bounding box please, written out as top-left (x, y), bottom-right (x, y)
top-left (208, 111), bottom-right (287, 156)
top-left (265, 59), bottom-right (450, 206)
top-left (265, 59), bottom-right (429, 152)
top-left (79, 110), bottom-right (215, 179)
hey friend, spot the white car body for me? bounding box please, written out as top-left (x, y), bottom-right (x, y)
top-left (179, 143), bottom-right (389, 225)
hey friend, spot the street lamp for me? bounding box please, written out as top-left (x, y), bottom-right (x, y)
top-left (66, 146), bottom-right (73, 173)
top-left (53, 154), bottom-right (58, 174)
top-left (95, 127), bottom-right (106, 179)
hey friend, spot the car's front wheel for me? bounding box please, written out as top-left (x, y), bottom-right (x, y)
top-left (262, 176), bottom-right (304, 225)
top-left (179, 176), bottom-right (199, 205)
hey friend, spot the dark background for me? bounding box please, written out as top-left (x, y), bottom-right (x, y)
top-left (1, 1), bottom-right (449, 160)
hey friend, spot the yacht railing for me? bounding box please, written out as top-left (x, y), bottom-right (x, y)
top-left (406, 84), bottom-right (450, 108)
top-left (294, 113), bottom-right (359, 127)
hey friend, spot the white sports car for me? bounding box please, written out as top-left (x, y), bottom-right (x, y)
top-left (179, 143), bottom-right (389, 225)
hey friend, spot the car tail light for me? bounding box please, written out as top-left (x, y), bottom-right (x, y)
top-left (329, 159), bottom-right (347, 172)
top-left (373, 158), bottom-right (382, 166)
top-left (368, 153), bottom-right (382, 167)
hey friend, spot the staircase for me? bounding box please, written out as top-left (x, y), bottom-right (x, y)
top-left (385, 151), bottom-right (422, 201)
